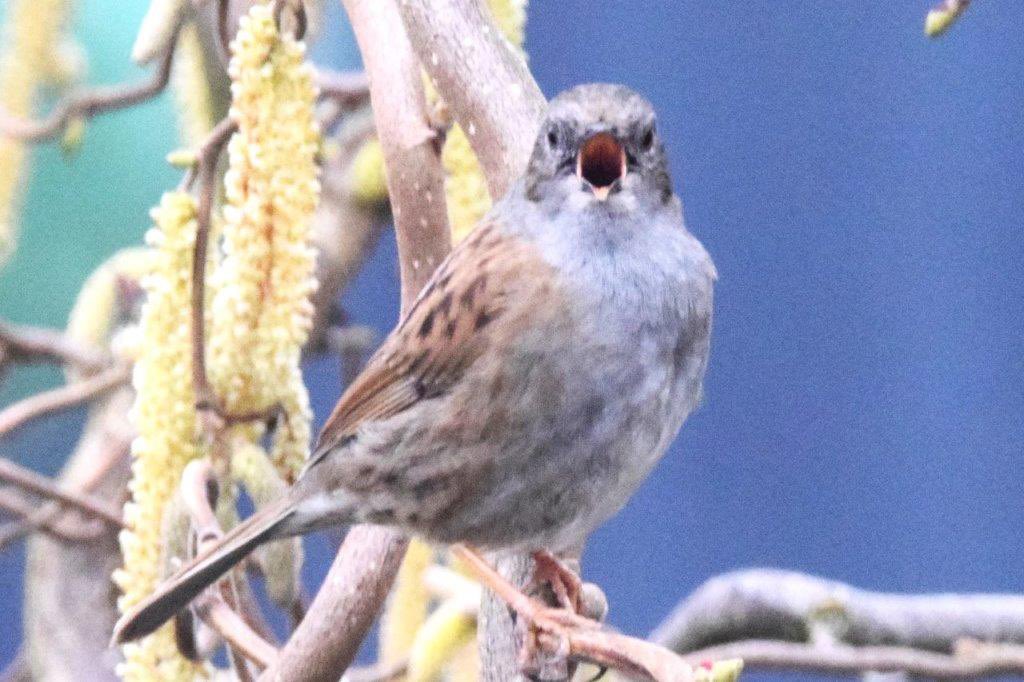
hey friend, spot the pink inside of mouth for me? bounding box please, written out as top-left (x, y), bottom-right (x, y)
top-left (578, 132), bottom-right (625, 188)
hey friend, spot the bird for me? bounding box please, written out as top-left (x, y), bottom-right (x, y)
top-left (113, 83), bottom-right (716, 645)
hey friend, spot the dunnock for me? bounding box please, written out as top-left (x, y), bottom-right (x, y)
top-left (114, 83), bottom-right (716, 643)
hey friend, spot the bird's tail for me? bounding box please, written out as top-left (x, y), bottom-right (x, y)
top-left (112, 497), bottom-right (296, 644)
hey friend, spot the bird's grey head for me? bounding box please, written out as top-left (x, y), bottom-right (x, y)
top-left (524, 84), bottom-right (673, 214)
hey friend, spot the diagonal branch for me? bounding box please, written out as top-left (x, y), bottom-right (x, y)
top-left (0, 489), bottom-right (102, 542)
top-left (0, 23), bottom-right (181, 142)
top-left (0, 457), bottom-right (123, 527)
top-left (396, 0), bottom-right (545, 197)
top-left (0, 417), bottom-right (131, 550)
top-left (0, 364), bottom-right (130, 437)
top-left (0, 321), bottom-right (108, 372)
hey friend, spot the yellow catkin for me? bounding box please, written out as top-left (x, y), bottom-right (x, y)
top-left (207, 2), bottom-right (320, 479)
top-left (114, 192), bottom-right (209, 680)
top-left (170, 22), bottom-right (218, 147)
top-left (448, 640), bottom-right (482, 682)
top-left (348, 137), bottom-right (389, 206)
top-left (925, 1), bottom-right (970, 37)
top-left (379, 539), bottom-right (436, 667)
top-left (66, 248), bottom-right (153, 352)
top-left (0, 0), bottom-right (72, 266)
top-left (443, 0), bottom-right (527, 243)
top-left (406, 599), bottom-right (477, 682)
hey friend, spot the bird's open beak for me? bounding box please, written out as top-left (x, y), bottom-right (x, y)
top-left (576, 132), bottom-right (627, 201)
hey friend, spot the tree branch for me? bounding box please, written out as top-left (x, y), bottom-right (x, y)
top-left (0, 488), bottom-right (102, 542)
top-left (0, 415), bottom-right (129, 550)
top-left (0, 321), bottom-right (107, 372)
top-left (0, 23), bottom-right (180, 142)
top-left (180, 459), bottom-right (281, 671)
top-left (22, 387), bottom-right (134, 681)
top-left (680, 639), bottom-right (1024, 679)
top-left (651, 569), bottom-right (1024, 655)
top-left (0, 364), bottom-right (130, 436)
top-left (260, 0), bottom-right (451, 679)
top-left (396, 0), bottom-right (545, 197)
top-left (0, 457), bottom-right (124, 527)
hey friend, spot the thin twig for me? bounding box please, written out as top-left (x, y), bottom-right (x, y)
top-left (0, 422), bottom-right (130, 550)
top-left (680, 639), bottom-right (1024, 679)
top-left (181, 460), bottom-right (281, 670)
top-left (181, 117), bottom-right (284, 427)
top-left (314, 70), bottom-right (370, 107)
top-left (195, 592), bottom-right (279, 669)
top-left (0, 488), bottom-right (102, 541)
top-left (183, 116), bottom-right (235, 413)
top-left (0, 364), bottom-right (130, 436)
top-left (0, 321), bottom-right (107, 371)
top-left (0, 457), bottom-right (123, 527)
top-left (0, 22), bottom-right (181, 142)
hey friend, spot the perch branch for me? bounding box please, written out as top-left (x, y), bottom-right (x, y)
top-left (0, 457), bottom-right (123, 527)
top-left (260, 0), bottom-right (450, 680)
top-left (0, 364), bottom-right (130, 436)
top-left (0, 24), bottom-right (180, 142)
top-left (0, 321), bottom-right (107, 372)
top-left (452, 545), bottom-right (705, 682)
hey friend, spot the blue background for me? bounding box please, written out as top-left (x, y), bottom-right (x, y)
top-left (2, 1), bottom-right (1023, 677)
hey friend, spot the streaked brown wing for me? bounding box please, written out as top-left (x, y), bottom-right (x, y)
top-left (309, 221), bottom-right (552, 464)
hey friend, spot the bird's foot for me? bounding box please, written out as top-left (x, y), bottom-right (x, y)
top-left (531, 549), bottom-right (583, 613)
top-left (450, 544), bottom-right (601, 679)
top-left (516, 603), bottom-right (601, 680)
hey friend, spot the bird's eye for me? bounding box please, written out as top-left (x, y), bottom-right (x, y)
top-left (547, 128), bottom-right (559, 149)
top-left (640, 126), bottom-right (655, 151)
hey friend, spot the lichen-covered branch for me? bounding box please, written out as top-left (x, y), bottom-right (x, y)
top-left (679, 639), bottom-right (1024, 679)
top-left (652, 569), bottom-right (1024, 678)
top-left (651, 569), bottom-right (1024, 654)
